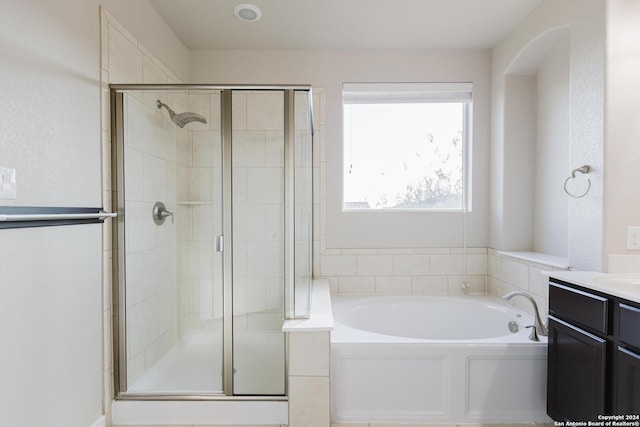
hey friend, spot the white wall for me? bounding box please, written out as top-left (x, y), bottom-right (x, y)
top-left (534, 42), bottom-right (570, 256)
top-left (604, 0), bottom-right (640, 263)
top-left (190, 49), bottom-right (491, 250)
top-left (491, 0), bottom-right (605, 270)
top-left (0, 1), bottom-right (188, 425)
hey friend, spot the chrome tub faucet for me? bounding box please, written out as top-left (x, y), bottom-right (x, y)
top-left (502, 290), bottom-right (549, 338)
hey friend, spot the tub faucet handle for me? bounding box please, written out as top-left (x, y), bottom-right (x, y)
top-left (525, 325), bottom-right (539, 342)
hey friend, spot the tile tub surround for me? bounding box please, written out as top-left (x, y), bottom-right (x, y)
top-left (487, 249), bottom-right (570, 318)
top-left (320, 247), bottom-right (488, 295)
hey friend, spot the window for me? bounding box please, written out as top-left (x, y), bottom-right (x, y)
top-left (342, 82), bottom-right (472, 211)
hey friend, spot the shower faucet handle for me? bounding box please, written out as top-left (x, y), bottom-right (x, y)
top-left (152, 201), bottom-right (174, 225)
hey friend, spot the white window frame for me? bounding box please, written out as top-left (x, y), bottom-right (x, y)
top-left (342, 82), bottom-right (473, 212)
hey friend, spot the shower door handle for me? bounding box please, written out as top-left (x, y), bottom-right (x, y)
top-left (215, 235), bottom-right (224, 252)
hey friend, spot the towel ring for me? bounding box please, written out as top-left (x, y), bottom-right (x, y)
top-left (563, 165), bottom-right (591, 198)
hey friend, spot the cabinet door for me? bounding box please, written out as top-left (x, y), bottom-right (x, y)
top-left (617, 347), bottom-right (640, 414)
top-left (548, 316), bottom-right (607, 421)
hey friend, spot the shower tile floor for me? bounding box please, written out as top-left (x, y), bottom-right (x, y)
top-left (128, 331), bottom-right (285, 394)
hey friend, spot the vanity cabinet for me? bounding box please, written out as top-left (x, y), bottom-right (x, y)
top-left (548, 278), bottom-right (640, 420)
top-left (617, 347), bottom-right (640, 414)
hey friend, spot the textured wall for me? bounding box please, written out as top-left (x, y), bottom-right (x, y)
top-left (491, 0), bottom-right (605, 270)
top-left (604, 0), bottom-right (640, 264)
top-left (0, 1), bottom-right (188, 426)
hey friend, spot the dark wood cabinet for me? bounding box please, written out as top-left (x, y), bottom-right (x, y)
top-left (548, 278), bottom-right (640, 420)
top-left (617, 346), bottom-right (640, 414)
top-left (547, 316), bottom-right (607, 420)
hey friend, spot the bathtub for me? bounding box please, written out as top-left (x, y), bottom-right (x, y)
top-left (331, 294), bottom-right (550, 424)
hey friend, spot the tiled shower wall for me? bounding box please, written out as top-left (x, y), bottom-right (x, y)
top-left (232, 91), bottom-right (286, 320)
top-left (122, 93), bottom-right (180, 386)
top-left (177, 91), bottom-right (223, 336)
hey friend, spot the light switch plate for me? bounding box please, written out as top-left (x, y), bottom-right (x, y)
top-left (0, 167), bottom-right (17, 199)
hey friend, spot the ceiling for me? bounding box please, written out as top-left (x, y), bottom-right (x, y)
top-left (149, 0), bottom-right (543, 51)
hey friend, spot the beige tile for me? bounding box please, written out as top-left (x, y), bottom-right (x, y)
top-left (320, 255), bottom-right (357, 276)
top-left (289, 331), bottom-right (330, 376)
top-left (487, 253), bottom-right (500, 278)
top-left (413, 247), bottom-right (451, 254)
top-left (341, 248), bottom-right (378, 255)
top-left (448, 274), bottom-right (486, 294)
top-left (377, 248), bottom-right (414, 255)
top-left (247, 92), bottom-right (284, 131)
top-left (528, 264), bottom-right (549, 297)
top-left (356, 254), bottom-right (393, 276)
top-left (289, 376), bottom-right (330, 427)
top-left (451, 247), bottom-right (487, 254)
top-left (500, 257), bottom-right (529, 287)
top-left (209, 92), bottom-right (222, 130)
top-left (232, 92), bottom-right (248, 130)
top-left (375, 276), bottom-right (411, 294)
top-left (430, 253), bottom-right (465, 275)
top-left (189, 168), bottom-right (212, 201)
top-left (188, 93), bottom-right (212, 131)
top-left (142, 54), bottom-right (168, 84)
top-left (412, 275), bottom-right (448, 294)
top-left (100, 9), bottom-right (109, 70)
top-left (392, 254), bottom-right (429, 275)
top-left (233, 131), bottom-right (266, 167)
top-left (466, 253), bottom-right (488, 275)
top-left (108, 24), bottom-right (143, 83)
top-left (339, 276), bottom-right (375, 294)
top-left (331, 424), bottom-right (369, 427)
top-left (265, 131), bottom-right (284, 167)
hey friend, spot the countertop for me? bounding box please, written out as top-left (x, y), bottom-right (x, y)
top-left (544, 270), bottom-right (640, 303)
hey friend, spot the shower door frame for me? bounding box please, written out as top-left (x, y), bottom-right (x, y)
top-left (110, 84), bottom-right (313, 400)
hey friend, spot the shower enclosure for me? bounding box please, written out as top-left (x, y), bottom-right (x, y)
top-left (110, 85), bottom-right (313, 398)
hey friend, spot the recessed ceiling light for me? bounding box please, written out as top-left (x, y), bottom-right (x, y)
top-left (234, 4), bottom-right (262, 22)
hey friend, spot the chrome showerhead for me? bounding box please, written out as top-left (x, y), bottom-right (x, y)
top-left (156, 100), bottom-right (207, 128)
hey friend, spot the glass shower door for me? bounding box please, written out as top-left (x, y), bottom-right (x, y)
top-left (231, 90), bottom-right (286, 395)
top-left (115, 89), bottom-right (224, 395)
top-left (113, 85), bottom-right (313, 398)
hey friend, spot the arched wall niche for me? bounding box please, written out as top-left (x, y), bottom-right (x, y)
top-left (500, 25), bottom-right (571, 258)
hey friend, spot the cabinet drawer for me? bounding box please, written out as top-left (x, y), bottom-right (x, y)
top-left (619, 303), bottom-right (640, 350)
top-left (549, 281), bottom-right (608, 334)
